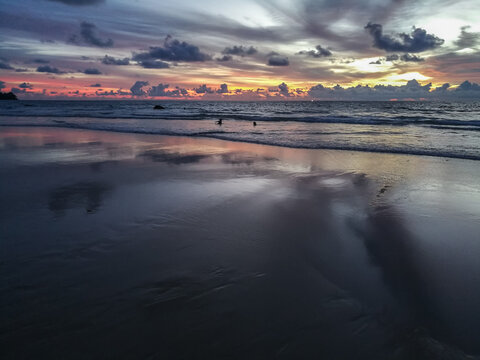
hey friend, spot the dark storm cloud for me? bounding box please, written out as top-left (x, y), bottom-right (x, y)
top-left (90, 83), bottom-right (102, 87)
top-left (46, 0), bottom-right (105, 5)
top-left (217, 83), bottom-right (229, 94)
top-left (222, 45), bottom-right (258, 57)
top-left (83, 68), bottom-right (102, 74)
top-left (454, 26), bottom-right (480, 49)
top-left (133, 36), bottom-right (211, 63)
top-left (19, 82), bottom-right (33, 89)
top-left (37, 65), bottom-right (64, 74)
top-left (102, 55), bottom-right (130, 65)
top-left (0, 61), bottom-right (14, 70)
top-left (130, 81), bottom-right (148, 96)
top-left (365, 23), bottom-right (444, 53)
top-left (297, 45), bottom-right (332, 58)
top-left (267, 52), bottom-right (289, 66)
top-left (194, 84), bottom-right (214, 94)
top-left (137, 60), bottom-right (170, 69)
top-left (33, 58), bottom-right (50, 64)
top-left (79, 21), bottom-right (113, 48)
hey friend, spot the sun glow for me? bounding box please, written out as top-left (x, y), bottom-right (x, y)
top-left (388, 72), bottom-right (431, 82)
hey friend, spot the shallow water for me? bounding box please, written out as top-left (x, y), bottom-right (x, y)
top-left (1, 127), bottom-right (480, 359)
top-left (1, 100), bottom-right (480, 160)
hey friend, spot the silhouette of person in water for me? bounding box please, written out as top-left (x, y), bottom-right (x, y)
top-left (216, 119), bottom-right (223, 125)
top-left (253, 121), bottom-right (257, 126)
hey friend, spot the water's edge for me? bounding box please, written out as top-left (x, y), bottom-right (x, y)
top-left (1, 122), bottom-right (478, 162)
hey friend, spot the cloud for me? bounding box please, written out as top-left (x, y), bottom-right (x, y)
top-left (94, 89), bottom-right (130, 96)
top-left (19, 82), bottom-right (33, 89)
top-left (297, 45), bottom-right (332, 58)
top-left (400, 53), bottom-right (424, 62)
top-left (194, 84), bottom-right (214, 94)
top-left (37, 65), bottom-right (64, 74)
top-left (267, 52), bottom-right (289, 66)
top-left (431, 83), bottom-right (450, 93)
top-left (454, 26), bottom-right (480, 49)
top-left (129, 81), bottom-right (187, 97)
top-left (278, 82), bottom-right (290, 96)
top-left (216, 55), bottom-right (233, 62)
top-left (12, 83), bottom-right (36, 94)
top-left (90, 83), bottom-right (102, 87)
top-left (427, 50), bottom-right (480, 79)
top-left (137, 60), bottom-right (169, 69)
top-left (79, 21), bottom-right (113, 47)
top-left (456, 80), bottom-right (480, 92)
top-left (308, 79), bottom-right (480, 100)
top-left (148, 83), bottom-right (188, 97)
top-left (34, 58), bottom-right (49, 64)
top-left (83, 68), bottom-right (102, 75)
top-left (11, 88), bottom-right (24, 94)
top-left (217, 83), bottom-right (228, 94)
top-left (385, 54), bottom-right (399, 61)
top-left (0, 81), bottom-right (5, 90)
top-left (133, 35), bottom-right (211, 63)
top-left (147, 83), bottom-right (169, 96)
top-left (46, 0), bottom-right (105, 5)
top-left (365, 23), bottom-right (444, 52)
top-left (375, 53), bottom-right (424, 64)
top-left (102, 55), bottom-right (130, 65)
top-left (222, 45), bottom-right (257, 57)
top-left (130, 81), bottom-right (149, 96)
top-left (0, 61), bottom-right (14, 70)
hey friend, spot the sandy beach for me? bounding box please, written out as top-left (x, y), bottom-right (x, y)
top-left (1, 126), bottom-right (480, 359)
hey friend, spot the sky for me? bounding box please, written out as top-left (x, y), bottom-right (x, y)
top-left (0, 0), bottom-right (479, 100)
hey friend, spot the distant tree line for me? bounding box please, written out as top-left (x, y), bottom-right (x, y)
top-left (0, 92), bottom-right (18, 100)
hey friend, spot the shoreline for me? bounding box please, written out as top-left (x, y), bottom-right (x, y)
top-left (1, 122), bottom-right (479, 162)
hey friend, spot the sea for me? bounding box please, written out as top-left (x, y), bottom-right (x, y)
top-left (1, 100), bottom-right (480, 160)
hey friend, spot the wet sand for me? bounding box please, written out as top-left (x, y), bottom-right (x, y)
top-left (1, 127), bottom-right (480, 359)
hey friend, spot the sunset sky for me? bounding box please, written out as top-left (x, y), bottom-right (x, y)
top-left (1, 0), bottom-right (479, 99)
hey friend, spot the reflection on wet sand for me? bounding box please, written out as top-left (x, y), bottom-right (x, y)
top-left (1, 127), bottom-right (480, 360)
top-left (48, 182), bottom-right (111, 215)
top-left (137, 149), bottom-right (212, 165)
top-left (137, 148), bottom-right (278, 167)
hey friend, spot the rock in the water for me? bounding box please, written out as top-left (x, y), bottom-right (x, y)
top-left (153, 105), bottom-right (165, 110)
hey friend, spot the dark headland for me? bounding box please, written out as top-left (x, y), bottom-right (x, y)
top-left (0, 92), bottom-right (17, 100)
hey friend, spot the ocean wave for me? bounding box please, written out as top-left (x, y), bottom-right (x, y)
top-left (1, 121), bottom-right (479, 161)
top-left (1, 112), bottom-right (479, 127)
